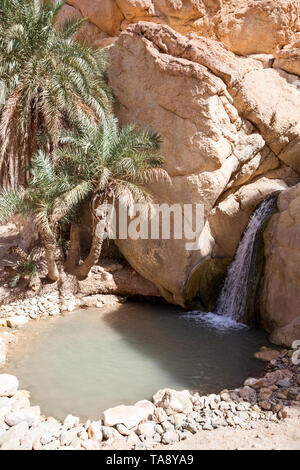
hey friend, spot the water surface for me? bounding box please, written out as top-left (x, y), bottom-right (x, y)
top-left (2, 302), bottom-right (270, 421)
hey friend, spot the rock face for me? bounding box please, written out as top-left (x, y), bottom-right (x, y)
top-left (261, 184), bottom-right (300, 346)
top-left (107, 22), bottom-right (300, 307)
top-left (63, 1), bottom-right (300, 55)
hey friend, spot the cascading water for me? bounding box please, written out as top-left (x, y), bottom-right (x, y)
top-left (185, 194), bottom-right (278, 329)
top-left (215, 195), bottom-right (278, 322)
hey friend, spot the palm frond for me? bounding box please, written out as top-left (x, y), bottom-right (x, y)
top-left (0, 186), bottom-right (24, 223)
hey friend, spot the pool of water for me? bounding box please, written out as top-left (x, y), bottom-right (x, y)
top-left (2, 302), bottom-right (270, 421)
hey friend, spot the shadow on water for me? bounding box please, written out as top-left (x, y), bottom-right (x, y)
top-left (101, 302), bottom-right (270, 393)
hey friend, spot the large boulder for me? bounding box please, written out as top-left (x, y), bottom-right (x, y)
top-left (0, 374), bottom-right (19, 397)
top-left (63, 0), bottom-right (300, 53)
top-left (107, 22), bottom-right (299, 306)
top-left (102, 404), bottom-right (148, 429)
top-left (261, 184), bottom-right (300, 346)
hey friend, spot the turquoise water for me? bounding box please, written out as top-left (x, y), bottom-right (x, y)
top-left (3, 302), bottom-right (269, 421)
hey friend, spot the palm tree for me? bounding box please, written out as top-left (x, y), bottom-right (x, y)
top-left (0, 0), bottom-right (112, 188)
top-left (0, 150), bottom-right (91, 281)
top-left (0, 117), bottom-right (169, 281)
top-left (57, 116), bottom-right (170, 279)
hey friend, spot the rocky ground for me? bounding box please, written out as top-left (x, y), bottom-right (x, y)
top-left (0, 342), bottom-right (299, 450)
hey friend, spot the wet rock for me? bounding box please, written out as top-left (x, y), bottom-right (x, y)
top-left (276, 389), bottom-right (289, 399)
top-left (287, 387), bottom-right (300, 401)
top-left (258, 400), bottom-right (272, 411)
top-left (0, 374), bottom-right (19, 397)
top-left (237, 386), bottom-right (257, 403)
top-left (276, 378), bottom-right (292, 388)
top-left (251, 371), bottom-right (284, 390)
top-left (244, 378), bottom-right (259, 387)
top-left (254, 349), bottom-right (281, 362)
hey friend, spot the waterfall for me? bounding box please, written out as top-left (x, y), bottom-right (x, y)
top-left (184, 194), bottom-right (278, 330)
top-left (215, 195), bottom-right (278, 322)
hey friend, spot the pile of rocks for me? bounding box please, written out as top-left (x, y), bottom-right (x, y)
top-left (0, 376), bottom-right (277, 450)
top-left (231, 345), bottom-right (300, 413)
top-left (1, 342), bottom-right (299, 451)
top-left (0, 293), bottom-right (62, 324)
top-left (0, 293), bottom-right (122, 325)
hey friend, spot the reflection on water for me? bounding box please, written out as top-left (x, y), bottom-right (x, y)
top-left (2, 302), bottom-right (270, 421)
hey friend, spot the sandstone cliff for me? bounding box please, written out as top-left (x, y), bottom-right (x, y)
top-left (107, 22), bottom-right (299, 307)
top-left (61, 0), bottom-right (300, 56)
top-left (261, 184), bottom-right (300, 346)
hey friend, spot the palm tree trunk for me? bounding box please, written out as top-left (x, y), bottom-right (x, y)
top-left (75, 220), bottom-right (105, 280)
top-left (64, 224), bottom-right (81, 273)
top-left (38, 226), bottom-right (59, 282)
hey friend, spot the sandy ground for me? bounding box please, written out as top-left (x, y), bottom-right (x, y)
top-left (153, 407), bottom-right (300, 450)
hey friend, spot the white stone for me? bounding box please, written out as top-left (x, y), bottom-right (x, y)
top-left (5, 406), bottom-right (40, 427)
top-left (0, 421), bottom-right (29, 446)
top-left (1, 437), bottom-right (21, 450)
top-left (0, 374), bottom-right (19, 397)
top-left (6, 316), bottom-right (29, 328)
top-left (103, 405), bottom-right (147, 429)
top-left (135, 399), bottom-right (156, 420)
top-left (87, 421), bottom-right (102, 441)
top-left (161, 430), bottom-right (179, 444)
top-left (116, 423), bottom-right (131, 436)
top-left (153, 389), bottom-right (193, 415)
top-left (137, 421), bottom-right (156, 437)
top-left (63, 414), bottom-right (80, 429)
